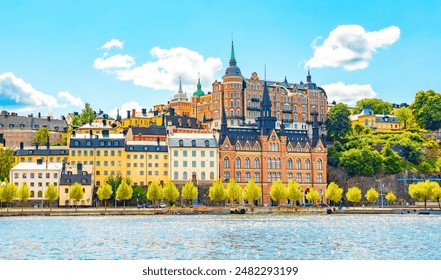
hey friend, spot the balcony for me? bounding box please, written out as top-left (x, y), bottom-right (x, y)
top-left (282, 118), bottom-right (293, 123)
top-left (250, 97), bottom-right (260, 102)
top-left (247, 106), bottom-right (260, 111)
top-left (282, 109), bottom-right (292, 114)
top-left (203, 118), bottom-right (213, 123)
top-left (227, 116), bottom-right (244, 120)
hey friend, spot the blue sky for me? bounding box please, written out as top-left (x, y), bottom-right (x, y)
top-left (0, 0), bottom-right (440, 118)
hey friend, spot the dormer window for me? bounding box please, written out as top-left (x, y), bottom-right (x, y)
top-left (191, 140), bottom-right (196, 147)
top-left (205, 140), bottom-right (209, 147)
top-left (179, 140), bottom-right (183, 147)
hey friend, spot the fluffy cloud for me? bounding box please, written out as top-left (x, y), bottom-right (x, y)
top-left (94, 41), bottom-right (223, 92)
top-left (306, 25), bottom-right (400, 71)
top-left (101, 39), bottom-right (124, 50)
top-left (321, 82), bottom-right (377, 106)
top-left (109, 101), bottom-right (145, 118)
top-left (0, 72), bottom-right (84, 111)
top-left (58, 91), bottom-right (84, 107)
top-left (93, 54), bottom-right (136, 70)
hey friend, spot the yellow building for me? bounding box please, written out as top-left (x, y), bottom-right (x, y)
top-left (351, 105), bottom-right (400, 131)
top-left (73, 121), bottom-right (122, 135)
top-left (13, 142), bottom-right (69, 166)
top-left (59, 163), bottom-right (93, 207)
top-left (120, 108), bottom-right (164, 129)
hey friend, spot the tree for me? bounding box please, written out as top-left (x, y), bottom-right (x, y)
top-left (226, 179), bottom-right (242, 205)
top-left (346, 186), bottom-right (362, 208)
top-left (286, 180), bottom-right (302, 205)
top-left (430, 183), bottom-right (441, 209)
top-left (0, 182), bottom-right (17, 211)
top-left (104, 174), bottom-right (125, 205)
top-left (353, 123), bottom-right (365, 135)
top-left (96, 183), bottom-right (113, 210)
top-left (208, 179), bottom-right (226, 205)
top-left (365, 187), bottom-right (379, 209)
top-left (326, 103), bottom-right (352, 140)
top-left (394, 107), bottom-right (415, 130)
top-left (0, 148), bottom-right (14, 181)
top-left (340, 147), bottom-right (383, 176)
top-left (33, 126), bottom-right (50, 146)
top-left (116, 179), bottom-right (133, 210)
top-left (132, 186), bottom-right (147, 204)
top-left (80, 102), bottom-right (95, 125)
top-left (16, 182), bottom-right (31, 211)
top-left (181, 181), bottom-right (198, 206)
top-left (385, 192), bottom-right (397, 206)
top-left (243, 179), bottom-right (262, 208)
top-left (269, 180), bottom-right (287, 206)
top-left (69, 182), bottom-right (84, 210)
top-left (354, 98), bottom-right (393, 115)
top-left (306, 187), bottom-right (321, 205)
top-left (44, 184), bottom-right (59, 211)
top-left (162, 179), bottom-right (179, 207)
top-left (325, 182), bottom-right (343, 206)
top-left (409, 90), bottom-right (441, 130)
top-left (408, 181), bottom-right (435, 209)
top-left (382, 144), bottom-right (403, 174)
top-left (147, 180), bottom-right (163, 206)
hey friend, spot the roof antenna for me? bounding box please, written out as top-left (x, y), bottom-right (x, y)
top-left (264, 64), bottom-right (266, 81)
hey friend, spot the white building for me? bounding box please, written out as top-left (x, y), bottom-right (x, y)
top-left (10, 159), bottom-right (63, 206)
top-left (168, 132), bottom-right (219, 184)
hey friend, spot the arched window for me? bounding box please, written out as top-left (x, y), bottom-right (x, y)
top-left (237, 109), bottom-right (240, 117)
top-left (210, 171), bottom-right (215, 180)
top-left (287, 158), bottom-right (293, 169)
top-left (296, 173), bottom-right (302, 182)
top-left (230, 100), bottom-right (234, 107)
top-left (235, 172), bottom-right (241, 182)
top-left (288, 173), bottom-right (293, 180)
top-left (277, 172), bottom-right (281, 180)
top-left (305, 159), bottom-right (311, 169)
top-left (296, 145), bottom-right (301, 152)
top-left (287, 145), bottom-right (292, 152)
top-left (183, 171), bottom-right (188, 180)
top-left (296, 159), bottom-right (302, 169)
top-left (294, 105), bottom-right (297, 112)
top-left (272, 173), bottom-right (276, 182)
top-left (237, 100), bottom-right (240, 107)
top-left (267, 157), bottom-right (271, 168)
top-left (245, 158), bottom-right (250, 168)
top-left (174, 171), bottom-right (179, 180)
top-left (254, 172), bottom-right (260, 182)
top-left (224, 171), bottom-right (230, 181)
top-left (224, 157), bottom-right (230, 168)
top-left (235, 157), bottom-right (241, 168)
top-left (236, 143), bottom-right (241, 150)
top-left (276, 158), bottom-right (281, 169)
top-left (230, 109), bottom-right (234, 117)
top-left (254, 144), bottom-right (259, 151)
top-left (275, 143), bottom-right (279, 151)
top-left (317, 159), bottom-right (323, 170)
top-left (317, 173), bottom-right (323, 183)
top-left (305, 173), bottom-right (311, 182)
top-left (268, 173), bottom-right (272, 182)
top-left (254, 158), bottom-right (260, 168)
top-left (302, 114), bottom-right (306, 122)
top-left (271, 158), bottom-right (276, 169)
top-left (245, 172), bottom-right (251, 182)
top-left (245, 144), bottom-right (250, 151)
top-left (201, 171), bottom-right (206, 180)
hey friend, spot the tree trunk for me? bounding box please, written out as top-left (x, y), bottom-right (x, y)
top-left (104, 199), bottom-right (107, 211)
top-left (76, 201), bottom-right (78, 211)
top-left (123, 200), bottom-right (126, 210)
top-left (438, 199), bottom-right (440, 210)
top-left (22, 201), bottom-right (24, 212)
top-left (424, 199), bottom-right (427, 209)
top-left (49, 201), bottom-right (52, 212)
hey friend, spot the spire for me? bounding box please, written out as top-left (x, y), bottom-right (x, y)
top-left (257, 80), bottom-right (277, 135)
top-left (229, 40), bottom-right (236, 66)
top-left (223, 39), bottom-right (242, 77)
top-left (307, 68), bottom-right (311, 83)
top-left (193, 72), bottom-right (205, 97)
top-left (311, 108), bottom-right (320, 147)
top-left (220, 94), bottom-right (227, 135)
top-left (178, 76), bottom-right (183, 93)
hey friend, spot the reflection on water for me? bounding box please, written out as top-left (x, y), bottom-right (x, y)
top-left (1, 214), bottom-right (440, 260)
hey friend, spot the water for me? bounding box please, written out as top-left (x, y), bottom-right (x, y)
top-left (1, 214), bottom-right (440, 260)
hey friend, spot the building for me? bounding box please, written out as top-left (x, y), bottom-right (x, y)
top-left (10, 160), bottom-right (63, 207)
top-left (59, 163), bottom-right (93, 207)
top-left (13, 142), bottom-right (69, 166)
top-left (168, 78), bottom-right (192, 117)
top-left (191, 42), bottom-right (328, 136)
top-left (351, 105), bottom-right (401, 131)
top-left (0, 110), bottom-right (68, 147)
top-left (168, 132), bottom-right (219, 203)
top-left (218, 79), bottom-right (328, 206)
top-left (120, 108), bottom-right (163, 129)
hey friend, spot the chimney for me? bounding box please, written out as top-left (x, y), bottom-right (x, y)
top-left (127, 110), bottom-right (131, 119)
top-left (38, 112), bottom-right (41, 118)
top-left (77, 162), bottom-right (83, 174)
top-left (382, 109), bottom-right (386, 115)
top-left (154, 110), bottom-right (158, 116)
top-left (20, 142), bottom-right (24, 150)
top-left (142, 108), bottom-right (147, 116)
top-left (47, 116), bottom-right (51, 121)
top-left (132, 109), bottom-right (136, 118)
top-left (89, 129), bottom-right (93, 137)
top-left (102, 119), bottom-right (107, 126)
top-left (46, 140), bottom-right (50, 150)
top-left (35, 142), bottom-right (39, 149)
top-left (72, 130), bottom-right (76, 137)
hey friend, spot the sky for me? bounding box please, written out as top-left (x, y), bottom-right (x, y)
top-left (0, 0), bottom-right (440, 118)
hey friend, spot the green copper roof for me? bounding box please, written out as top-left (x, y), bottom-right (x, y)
top-left (193, 76), bottom-right (205, 97)
top-left (230, 40), bottom-right (235, 61)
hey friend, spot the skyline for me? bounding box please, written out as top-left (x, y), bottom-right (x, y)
top-left (1, 0), bottom-right (440, 118)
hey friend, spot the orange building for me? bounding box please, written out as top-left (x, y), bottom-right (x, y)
top-left (169, 78), bottom-right (192, 117)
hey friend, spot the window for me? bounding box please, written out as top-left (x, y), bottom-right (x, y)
top-left (317, 173), bottom-right (323, 183)
top-left (191, 140), bottom-right (196, 147)
top-left (245, 157), bottom-right (250, 168)
top-left (183, 172), bottom-right (188, 180)
top-left (174, 150), bottom-right (178, 157)
top-left (296, 173), bottom-right (302, 182)
top-left (305, 159), bottom-right (311, 169)
top-left (267, 157), bottom-right (271, 169)
top-left (268, 173), bottom-right (272, 182)
top-left (183, 161), bottom-right (187, 167)
top-left (306, 173), bottom-right (311, 183)
top-left (183, 151), bottom-right (187, 157)
top-left (235, 158), bottom-right (241, 168)
top-left (201, 161), bottom-right (205, 167)
top-left (236, 100), bottom-right (240, 107)
top-left (201, 172), bottom-right (206, 180)
top-left (201, 151), bottom-right (206, 157)
top-left (296, 159), bottom-right (301, 169)
top-left (192, 150), bottom-right (196, 157)
top-left (224, 157), bottom-right (230, 168)
top-left (288, 172), bottom-right (293, 180)
top-left (179, 140), bottom-right (183, 147)
top-left (288, 159), bottom-right (293, 169)
top-left (210, 171), bottom-right (214, 180)
top-left (254, 158), bottom-right (260, 168)
top-left (254, 172), bottom-right (260, 182)
top-left (245, 172), bottom-right (250, 182)
top-left (174, 171), bottom-right (179, 180)
top-left (276, 158), bottom-right (281, 169)
top-left (317, 159), bottom-right (323, 170)
top-left (224, 171), bottom-right (230, 181)
top-left (235, 172), bottom-right (241, 182)
top-left (210, 151), bottom-right (214, 157)
top-left (192, 161), bottom-right (196, 167)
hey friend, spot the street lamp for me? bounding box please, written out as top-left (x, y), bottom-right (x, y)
top-left (377, 179), bottom-right (384, 208)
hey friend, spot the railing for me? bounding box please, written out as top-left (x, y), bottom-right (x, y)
top-left (247, 106), bottom-right (260, 111)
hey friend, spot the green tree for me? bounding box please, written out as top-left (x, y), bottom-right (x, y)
top-left (181, 181), bottom-right (198, 206)
top-left (162, 179), bottom-right (179, 207)
top-left (340, 147), bottom-right (383, 176)
top-left (71, 114), bottom-right (81, 126)
top-left (69, 182), bottom-right (84, 210)
top-left (33, 127), bottom-right (50, 146)
top-left (0, 182), bottom-right (17, 211)
top-left (381, 144), bottom-right (403, 174)
top-left (243, 179), bottom-right (262, 208)
top-left (394, 107), bottom-right (415, 130)
top-left (96, 183), bottom-right (113, 210)
top-left (147, 180), bottom-right (163, 206)
top-left (208, 179), bottom-right (226, 205)
top-left (326, 103), bottom-right (352, 140)
top-left (409, 90), bottom-right (441, 130)
top-left (385, 192), bottom-right (397, 206)
top-left (269, 179), bottom-right (287, 206)
top-left (0, 148), bottom-right (14, 181)
top-left (430, 183), bottom-right (441, 209)
top-left (354, 98), bottom-right (393, 115)
top-left (365, 187), bottom-right (379, 208)
top-left (408, 181), bottom-right (436, 209)
top-left (325, 182), bottom-right (343, 206)
top-left (286, 180), bottom-right (302, 205)
top-left (16, 182), bottom-right (31, 211)
top-left (353, 123), bottom-right (365, 135)
top-left (116, 179), bottom-right (133, 210)
top-left (226, 179), bottom-right (243, 205)
top-left (44, 184), bottom-right (59, 211)
top-left (80, 102), bottom-right (95, 124)
top-left (346, 186), bottom-right (362, 208)
top-left (104, 174), bottom-right (126, 205)
top-left (306, 187), bottom-right (321, 205)
top-left (132, 186), bottom-right (147, 204)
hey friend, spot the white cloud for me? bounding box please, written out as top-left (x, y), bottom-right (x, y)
top-left (94, 42), bottom-right (223, 92)
top-left (306, 25), bottom-right (400, 71)
top-left (0, 72), bottom-right (59, 109)
top-left (58, 91), bottom-right (84, 107)
top-left (101, 39), bottom-right (124, 50)
top-left (109, 101), bottom-right (145, 118)
top-left (321, 82), bottom-right (377, 106)
top-left (93, 54), bottom-right (136, 70)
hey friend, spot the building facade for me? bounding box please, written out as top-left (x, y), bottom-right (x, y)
top-left (351, 105), bottom-right (401, 131)
top-left (59, 163), bottom-right (93, 207)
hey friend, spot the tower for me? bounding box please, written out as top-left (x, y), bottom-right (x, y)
top-left (256, 81), bottom-right (277, 135)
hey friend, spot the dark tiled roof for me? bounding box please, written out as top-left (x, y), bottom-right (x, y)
top-left (0, 113), bottom-right (68, 132)
top-left (59, 172), bottom-right (92, 186)
top-left (13, 147), bottom-right (69, 156)
top-left (130, 126), bottom-right (167, 136)
top-left (69, 137), bottom-right (125, 148)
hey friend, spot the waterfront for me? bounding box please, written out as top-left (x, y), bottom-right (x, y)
top-left (1, 214), bottom-right (440, 260)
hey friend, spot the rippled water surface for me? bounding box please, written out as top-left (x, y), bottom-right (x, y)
top-left (1, 214), bottom-right (440, 260)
